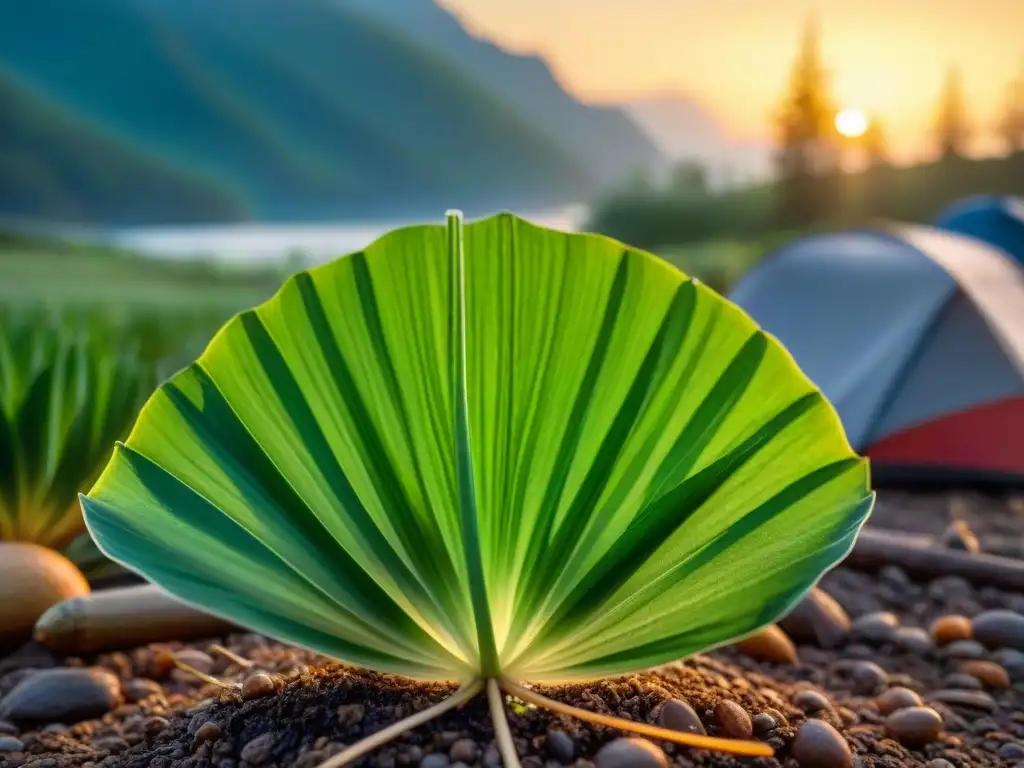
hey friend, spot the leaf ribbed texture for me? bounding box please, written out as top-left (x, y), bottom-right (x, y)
top-left (83, 213), bottom-right (872, 681)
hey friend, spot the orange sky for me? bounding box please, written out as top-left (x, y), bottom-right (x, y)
top-left (440, 0), bottom-right (1023, 160)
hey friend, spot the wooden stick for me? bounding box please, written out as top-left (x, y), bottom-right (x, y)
top-left (34, 584), bottom-right (237, 654)
top-left (847, 528), bottom-right (1024, 591)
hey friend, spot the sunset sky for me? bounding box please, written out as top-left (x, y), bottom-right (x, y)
top-left (441, 0), bottom-right (1023, 160)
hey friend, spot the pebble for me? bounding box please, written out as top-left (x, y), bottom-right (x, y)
top-left (173, 650), bottom-right (215, 675)
top-left (547, 730), bottom-right (574, 763)
top-left (0, 668), bottom-right (121, 724)
top-left (893, 627), bottom-right (933, 654)
top-left (884, 707), bottom-right (944, 748)
top-left (594, 738), bottom-right (668, 768)
top-left (713, 700), bottom-right (753, 739)
top-left (0, 736), bottom-right (23, 752)
top-left (930, 615), bottom-right (973, 646)
top-left (972, 610), bottom-right (1024, 650)
top-left (191, 721), bottom-right (221, 751)
top-left (0, 721), bottom-right (14, 735)
top-left (751, 712), bottom-right (778, 736)
top-left (943, 639), bottom-right (987, 659)
top-left (941, 520), bottom-right (980, 553)
top-left (790, 719), bottom-right (853, 768)
top-left (733, 625), bottom-right (799, 664)
top-left (122, 678), bottom-right (162, 703)
top-left (994, 648), bottom-right (1024, 677)
top-left (449, 739), bottom-right (477, 763)
top-left (242, 673), bottom-right (277, 700)
top-left (998, 742), bottom-right (1024, 759)
top-left (657, 699), bottom-right (705, 735)
top-left (240, 733), bottom-right (276, 765)
top-left (943, 673), bottom-right (983, 690)
top-left (850, 612), bottom-right (899, 644)
top-left (925, 689), bottom-right (997, 712)
top-left (420, 755), bottom-right (450, 768)
top-left (927, 759), bottom-right (956, 768)
top-left (875, 686), bottom-right (923, 715)
top-left (849, 661), bottom-right (889, 695)
top-left (792, 689), bottom-right (833, 714)
top-left (779, 588), bottom-right (851, 649)
top-left (93, 736), bottom-right (129, 753)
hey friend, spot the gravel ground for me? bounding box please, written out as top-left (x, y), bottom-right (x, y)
top-left (1, 496), bottom-right (1024, 768)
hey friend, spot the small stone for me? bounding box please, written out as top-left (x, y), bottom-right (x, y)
top-left (972, 610), bottom-right (1024, 650)
top-left (449, 739), bottom-right (477, 763)
top-left (941, 520), bottom-right (980, 553)
top-left (930, 615), bottom-right (973, 646)
top-left (893, 627), bottom-right (933, 654)
top-left (884, 707), bottom-right (943, 748)
top-left (337, 703), bottom-right (365, 726)
top-left (594, 738), bottom-right (668, 768)
top-left (0, 721), bottom-right (15, 735)
top-left (93, 736), bottom-right (129, 753)
top-left (751, 712), bottom-right (778, 736)
top-left (240, 733), bottom-right (276, 765)
top-left (191, 721), bottom-right (221, 751)
top-left (779, 588), bottom-right (851, 649)
top-left (792, 689), bottom-right (832, 714)
top-left (998, 742), bottom-right (1024, 759)
top-left (790, 719), bottom-right (853, 768)
top-left (482, 744), bottom-right (500, 768)
top-left (242, 673), bottom-right (277, 700)
top-left (145, 716), bottom-right (170, 736)
top-left (927, 760), bottom-right (956, 768)
top-left (657, 699), bottom-right (705, 735)
top-left (419, 754), bottom-right (449, 768)
top-left (875, 687), bottom-right (923, 715)
top-left (123, 678), bottom-right (162, 703)
top-left (547, 730), bottom-right (573, 763)
top-left (0, 736), bottom-right (23, 752)
top-left (0, 668), bottom-right (121, 724)
top-left (173, 650), bottom-right (214, 674)
top-left (849, 661), bottom-right (888, 695)
top-left (960, 660), bottom-right (1009, 688)
top-left (850, 612), bottom-right (899, 644)
top-left (733, 625), bottom-right (799, 664)
top-left (924, 689), bottom-right (997, 712)
top-left (994, 648), bottom-right (1024, 677)
top-left (713, 700), bottom-right (752, 739)
top-left (943, 673), bottom-right (983, 690)
top-left (943, 639), bottom-right (987, 659)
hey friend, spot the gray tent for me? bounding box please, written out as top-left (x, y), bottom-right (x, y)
top-left (728, 224), bottom-right (1024, 482)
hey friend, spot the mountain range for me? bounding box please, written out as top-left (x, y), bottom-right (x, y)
top-left (0, 0), bottom-right (662, 225)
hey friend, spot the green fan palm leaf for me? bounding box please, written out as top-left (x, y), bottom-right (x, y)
top-left (82, 212), bottom-right (872, 764)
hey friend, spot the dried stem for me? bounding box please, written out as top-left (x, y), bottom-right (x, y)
top-left (501, 679), bottom-right (773, 758)
top-left (486, 678), bottom-right (522, 768)
top-left (171, 656), bottom-right (240, 691)
top-left (208, 643), bottom-right (254, 669)
top-left (316, 679), bottom-right (484, 768)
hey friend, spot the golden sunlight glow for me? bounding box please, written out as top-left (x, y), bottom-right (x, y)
top-left (835, 108), bottom-right (870, 138)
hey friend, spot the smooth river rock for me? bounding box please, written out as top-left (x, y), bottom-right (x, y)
top-left (0, 667), bottom-right (121, 724)
top-left (595, 738), bottom-right (668, 768)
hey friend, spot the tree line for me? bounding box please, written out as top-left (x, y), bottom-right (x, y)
top-left (590, 19), bottom-right (1024, 248)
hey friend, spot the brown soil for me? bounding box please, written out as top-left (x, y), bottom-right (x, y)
top-left (0, 490), bottom-right (1023, 768)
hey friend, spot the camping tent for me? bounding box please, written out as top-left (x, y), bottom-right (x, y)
top-left (728, 225), bottom-right (1024, 483)
top-left (933, 195), bottom-right (1024, 265)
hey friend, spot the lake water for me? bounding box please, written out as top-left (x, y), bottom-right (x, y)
top-left (105, 205), bottom-right (590, 264)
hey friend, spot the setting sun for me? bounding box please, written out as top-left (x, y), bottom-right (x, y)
top-left (835, 108), bottom-right (870, 138)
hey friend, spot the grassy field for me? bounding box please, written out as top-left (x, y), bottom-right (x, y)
top-left (0, 233), bottom-right (283, 312)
